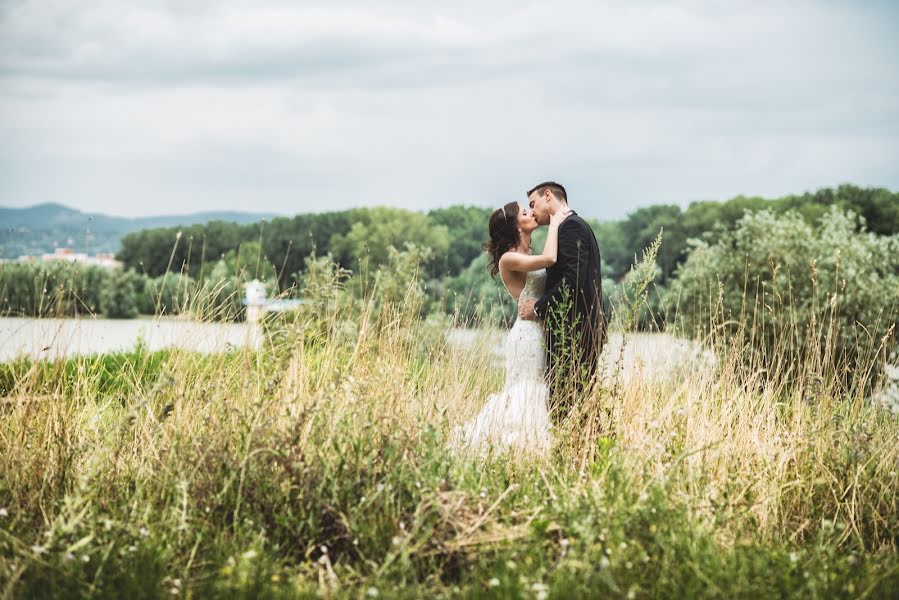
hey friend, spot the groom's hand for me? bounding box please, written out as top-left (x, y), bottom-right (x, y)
top-left (519, 299), bottom-right (538, 321)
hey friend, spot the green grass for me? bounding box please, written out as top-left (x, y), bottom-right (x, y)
top-left (1, 291), bottom-right (898, 599)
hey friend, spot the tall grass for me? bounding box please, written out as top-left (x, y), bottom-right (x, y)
top-left (0, 249), bottom-right (897, 598)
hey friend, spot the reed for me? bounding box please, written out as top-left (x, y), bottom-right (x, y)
top-left (0, 251), bottom-right (897, 598)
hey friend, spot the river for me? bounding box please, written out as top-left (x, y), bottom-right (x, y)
top-left (0, 316), bottom-right (262, 362)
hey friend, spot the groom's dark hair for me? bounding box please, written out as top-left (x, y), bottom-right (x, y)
top-left (527, 181), bottom-right (568, 204)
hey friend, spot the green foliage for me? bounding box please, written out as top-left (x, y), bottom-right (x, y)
top-left (328, 207), bottom-right (450, 272)
top-left (427, 205), bottom-right (492, 276)
top-left (100, 269), bottom-right (142, 319)
top-left (673, 208), bottom-right (899, 381)
top-left (444, 254), bottom-right (516, 326)
top-left (600, 184), bottom-right (899, 284)
top-left (0, 262), bottom-right (109, 317)
top-left (142, 273), bottom-right (197, 316)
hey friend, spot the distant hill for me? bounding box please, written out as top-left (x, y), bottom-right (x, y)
top-left (0, 203), bottom-right (279, 259)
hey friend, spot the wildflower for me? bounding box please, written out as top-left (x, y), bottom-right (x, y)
top-left (242, 550), bottom-right (258, 560)
top-left (789, 552), bottom-right (798, 564)
top-left (320, 545), bottom-right (328, 555)
top-left (415, 481), bottom-right (422, 489)
top-left (560, 538), bottom-right (570, 548)
top-left (0, 508), bottom-right (8, 518)
top-left (376, 484), bottom-right (384, 493)
top-left (391, 536), bottom-right (401, 546)
top-left (366, 587), bottom-right (380, 598)
top-left (30, 545), bottom-right (46, 555)
top-left (63, 552), bottom-right (75, 562)
top-left (81, 554), bottom-right (90, 563)
top-left (599, 557), bottom-right (610, 569)
top-left (488, 578), bottom-right (500, 587)
top-left (531, 583), bottom-right (548, 599)
top-left (480, 488), bottom-right (487, 499)
top-left (139, 527), bottom-right (149, 538)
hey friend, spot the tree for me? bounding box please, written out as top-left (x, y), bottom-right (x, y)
top-left (328, 207), bottom-right (450, 274)
top-left (427, 205), bottom-right (492, 277)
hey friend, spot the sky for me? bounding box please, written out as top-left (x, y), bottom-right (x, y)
top-left (1, 0), bottom-right (897, 221)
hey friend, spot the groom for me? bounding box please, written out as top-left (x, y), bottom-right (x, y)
top-left (519, 181), bottom-right (606, 418)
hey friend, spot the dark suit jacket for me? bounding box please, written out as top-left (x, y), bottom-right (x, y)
top-left (534, 212), bottom-right (606, 374)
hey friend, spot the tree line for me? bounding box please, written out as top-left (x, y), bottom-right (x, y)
top-left (117, 184), bottom-right (899, 289)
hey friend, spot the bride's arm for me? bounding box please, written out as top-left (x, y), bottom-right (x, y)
top-left (499, 207), bottom-right (571, 273)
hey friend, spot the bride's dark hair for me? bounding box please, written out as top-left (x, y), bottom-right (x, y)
top-left (484, 202), bottom-right (520, 277)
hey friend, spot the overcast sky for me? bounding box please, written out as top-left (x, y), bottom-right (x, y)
top-left (1, 0), bottom-right (897, 221)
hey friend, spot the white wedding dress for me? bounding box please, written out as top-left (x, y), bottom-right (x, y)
top-left (453, 268), bottom-right (553, 455)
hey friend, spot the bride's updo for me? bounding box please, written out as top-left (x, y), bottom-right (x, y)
top-left (484, 201), bottom-right (520, 277)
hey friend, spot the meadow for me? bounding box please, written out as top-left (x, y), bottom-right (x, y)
top-left (1, 211), bottom-right (898, 598)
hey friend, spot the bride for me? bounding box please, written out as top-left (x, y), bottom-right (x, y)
top-left (453, 201), bottom-right (571, 455)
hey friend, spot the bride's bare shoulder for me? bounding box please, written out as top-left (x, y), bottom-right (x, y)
top-left (498, 250), bottom-right (529, 265)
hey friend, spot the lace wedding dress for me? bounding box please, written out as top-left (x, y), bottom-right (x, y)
top-left (453, 269), bottom-right (553, 455)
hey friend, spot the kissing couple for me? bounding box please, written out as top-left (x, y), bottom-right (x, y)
top-left (454, 181), bottom-right (607, 455)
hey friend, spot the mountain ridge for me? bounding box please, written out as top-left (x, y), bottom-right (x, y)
top-left (0, 202), bottom-right (279, 258)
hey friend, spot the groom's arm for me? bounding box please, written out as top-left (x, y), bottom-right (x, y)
top-left (532, 220), bottom-right (594, 320)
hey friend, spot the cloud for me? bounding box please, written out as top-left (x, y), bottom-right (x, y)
top-left (1, 0), bottom-right (897, 219)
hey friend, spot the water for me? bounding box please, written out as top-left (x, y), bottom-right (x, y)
top-left (0, 316), bottom-right (262, 362)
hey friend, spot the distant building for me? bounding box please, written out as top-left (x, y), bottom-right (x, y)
top-left (21, 248), bottom-right (122, 269)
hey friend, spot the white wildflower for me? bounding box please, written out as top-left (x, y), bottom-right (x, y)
top-left (488, 578), bottom-right (500, 587)
top-left (139, 527), bottom-right (149, 538)
top-left (242, 550), bottom-right (258, 560)
top-left (0, 508), bottom-right (8, 518)
top-left (366, 587), bottom-right (380, 598)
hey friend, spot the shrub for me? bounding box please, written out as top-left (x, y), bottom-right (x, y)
top-left (673, 208), bottom-right (899, 387)
top-left (101, 268), bottom-right (142, 319)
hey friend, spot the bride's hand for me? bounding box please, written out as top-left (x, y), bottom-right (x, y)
top-left (550, 206), bottom-right (572, 227)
